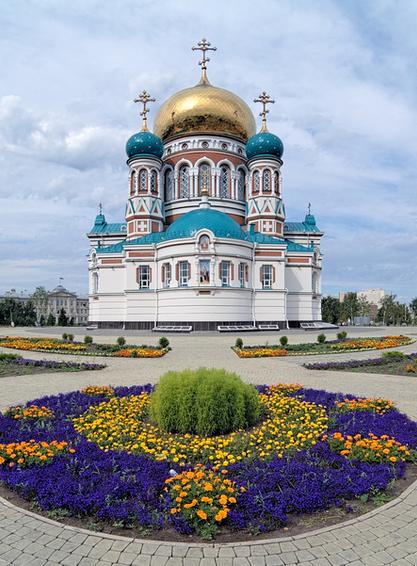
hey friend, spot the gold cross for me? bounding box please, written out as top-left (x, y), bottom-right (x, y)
top-left (254, 91), bottom-right (275, 132)
top-left (134, 90), bottom-right (156, 131)
top-left (192, 38), bottom-right (217, 83)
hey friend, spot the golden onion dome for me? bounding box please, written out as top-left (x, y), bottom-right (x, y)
top-left (153, 76), bottom-right (256, 143)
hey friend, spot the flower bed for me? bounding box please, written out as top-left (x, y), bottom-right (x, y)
top-left (0, 353), bottom-right (106, 377)
top-left (0, 336), bottom-right (169, 358)
top-left (0, 381), bottom-right (416, 540)
top-left (304, 352), bottom-right (417, 375)
top-left (233, 335), bottom-right (414, 358)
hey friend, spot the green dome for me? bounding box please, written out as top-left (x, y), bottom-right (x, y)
top-left (126, 131), bottom-right (164, 159)
top-left (165, 208), bottom-right (245, 240)
top-left (246, 131), bottom-right (284, 160)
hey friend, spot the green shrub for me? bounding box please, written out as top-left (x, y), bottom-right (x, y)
top-left (0, 353), bottom-right (20, 361)
top-left (131, 350), bottom-right (138, 358)
top-left (67, 333), bottom-right (74, 342)
top-left (279, 336), bottom-right (288, 347)
top-left (84, 335), bottom-right (93, 345)
top-left (235, 337), bottom-right (243, 349)
top-left (62, 333), bottom-right (68, 341)
top-left (382, 351), bottom-right (406, 361)
top-left (117, 336), bottom-right (126, 347)
top-left (159, 336), bottom-right (170, 349)
top-left (317, 333), bottom-right (326, 344)
top-left (150, 368), bottom-right (261, 437)
top-left (337, 331), bottom-right (347, 340)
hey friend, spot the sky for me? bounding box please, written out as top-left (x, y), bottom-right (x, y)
top-left (0, 0), bottom-right (416, 301)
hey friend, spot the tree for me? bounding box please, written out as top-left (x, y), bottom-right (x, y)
top-left (46, 312), bottom-right (56, 326)
top-left (377, 295), bottom-right (399, 325)
top-left (321, 296), bottom-right (340, 324)
top-left (410, 298), bottom-right (417, 323)
top-left (339, 293), bottom-right (359, 324)
top-left (39, 315), bottom-right (46, 326)
top-left (58, 308), bottom-right (69, 326)
top-left (0, 298), bottom-right (36, 326)
top-left (31, 287), bottom-right (49, 323)
top-left (357, 296), bottom-right (371, 317)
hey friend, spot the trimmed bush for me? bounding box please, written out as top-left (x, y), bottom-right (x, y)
top-left (317, 333), bottom-right (326, 344)
top-left (62, 333), bottom-right (68, 341)
top-left (235, 337), bottom-right (243, 349)
top-left (382, 351), bottom-right (406, 361)
top-left (67, 333), bottom-right (74, 342)
top-left (0, 353), bottom-right (20, 361)
top-left (159, 336), bottom-right (169, 349)
top-left (150, 368), bottom-right (261, 436)
top-left (117, 337), bottom-right (126, 347)
top-left (84, 335), bottom-right (93, 345)
top-left (279, 336), bottom-right (288, 347)
top-left (337, 331), bottom-right (347, 340)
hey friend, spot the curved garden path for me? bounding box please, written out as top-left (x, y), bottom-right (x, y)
top-left (0, 326), bottom-right (417, 565)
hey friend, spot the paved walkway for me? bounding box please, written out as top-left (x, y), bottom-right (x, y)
top-left (0, 326), bottom-right (417, 565)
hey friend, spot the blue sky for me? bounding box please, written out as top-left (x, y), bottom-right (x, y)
top-left (0, 0), bottom-right (416, 301)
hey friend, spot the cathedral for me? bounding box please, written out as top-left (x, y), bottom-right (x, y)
top-left (87, 40), bottom-right (323, 331)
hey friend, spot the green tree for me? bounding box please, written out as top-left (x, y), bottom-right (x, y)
top-left (58, 308), bottom-right (68, 326)
top-left (46, 312), bottom-right (56, 326)
top-left (31, 286), bottom-right (48, 323)
top-left (410, 298), bottom-right (417, 324)
top-left (39, 314), bottom-right (46, 326)
top-left (377, 295), bottom-right (398, 325)
top-left (321, 296), bottom-right (340, 324)
top-left (339, 293), bottom-right (359, 324)
top-left (357, 296), bottom-right (371, 317)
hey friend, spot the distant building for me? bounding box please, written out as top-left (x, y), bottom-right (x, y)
top-left (0, 286), bottom-right (89, 325)
top-left (340, 288), bottom-right (386, 322)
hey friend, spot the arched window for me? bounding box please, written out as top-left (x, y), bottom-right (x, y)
top-left (179, 166), bottom-right (190, 198)
top-left (263, 169), bottom-right (271, 192)
top-left (150, 171), bottom-right (158, 194)
top-left (274, 171), bottom-right (280, 195)
top-left (199, 234), bottom-right (210, 250)
top-left (198, 163), bottom-right (211, 195)
top-left (219, 165), bottom-right (230, 198)
top-left (139, 169), bottom-right (148, 192)
top-left (130, 171), bottom-right (136, 196)
top-left (164, 169), bottom-right (174, 201)
top-left (253, 170), bottom-right (260, 193)
top-left (237, 169), bottom-right (246, 201)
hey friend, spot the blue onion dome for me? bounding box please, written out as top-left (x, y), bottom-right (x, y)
top-left (126, 130), bottom-right (164, 159)
top-left (246, 131), bottom-right (284, 160)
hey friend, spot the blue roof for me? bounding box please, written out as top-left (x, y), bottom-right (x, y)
top-left (126, 131), bottom-right (163, 159)
top-left (97, 209), bottom-right (313, 254)
top-left (89, 214), bottom-right (127, 235)
top-left (284, 221), bottom-right (321, 234)
top-left (246, 131), bottom-right (284, 160)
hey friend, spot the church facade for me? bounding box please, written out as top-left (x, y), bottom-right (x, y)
top-left (87, 40), bottom-right (323, 330)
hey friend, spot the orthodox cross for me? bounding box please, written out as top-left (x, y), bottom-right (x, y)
top-left (134, 90), bottom-right (156, 131)
top-left (192, 38), bottom-right (217, 83)
top-left (99, 202), bottom-right (103, 215)
top-left (254, 91), bottom-right (275, 132)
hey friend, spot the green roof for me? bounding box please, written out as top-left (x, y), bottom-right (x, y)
top-left (284, 221), bottom-right (321, 233)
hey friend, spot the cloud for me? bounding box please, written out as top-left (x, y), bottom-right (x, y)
top-left (0, 0), bottom-right (416, 300)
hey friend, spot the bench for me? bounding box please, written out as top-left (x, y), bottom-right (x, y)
top-left (153, 325), bottom-right (193, 333)
top-left (86, 325), bottom-right (98, 330)
top-left (300, 322), bottom-right (338, 331)
top-left (258, 324), bottom-right (280, 330)
top-left (217, 325), bottom-right (258, 332)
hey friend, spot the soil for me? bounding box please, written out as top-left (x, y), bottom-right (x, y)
top-left (1, 464), bottom-right (416, 543)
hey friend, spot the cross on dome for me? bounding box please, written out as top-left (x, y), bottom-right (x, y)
top-left (134, 90), bottom-right (156, 132)
top-left (254, 91), bottom-right (275, 132)
top-left (192, 38), bottom-right (217, 84)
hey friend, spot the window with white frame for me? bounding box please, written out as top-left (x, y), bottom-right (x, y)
top-left (138, 265), bottom-right (151, 289)
top-left (179, 166), bottom-right (190, 198)
top-left (238, 262), bottom-right (247, 288)
top-left (139, 169), bottom-right (148, 192)
top-left (162, 263), bottom-right (171, 288)
top-left (261, 265), bottom-right (273, 289)
top-left (263, 169), bottom-right (271, 192)
top-left (220, 261), bottom-right (231, 287)
top-left (253, 170), bottom-right (260, 193)
top-left (150, 171), bottom-right (158, 193)
top-left (179, 261), bottom-right (190, 287)
top-left (198, 163), bottom-right (211, 194)
top-left (237, 169), bottom-right (245, 200)
top-left (165, 169), bottom-right (174, 200)
top-left (219, 165), bottom-right (230, 198)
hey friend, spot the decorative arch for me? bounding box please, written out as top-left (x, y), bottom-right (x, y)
top-left (219, 164), bottom-right (231, 198)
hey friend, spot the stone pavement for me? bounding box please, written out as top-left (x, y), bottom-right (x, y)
top-left (0, 326), bottom-right (417, 565)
